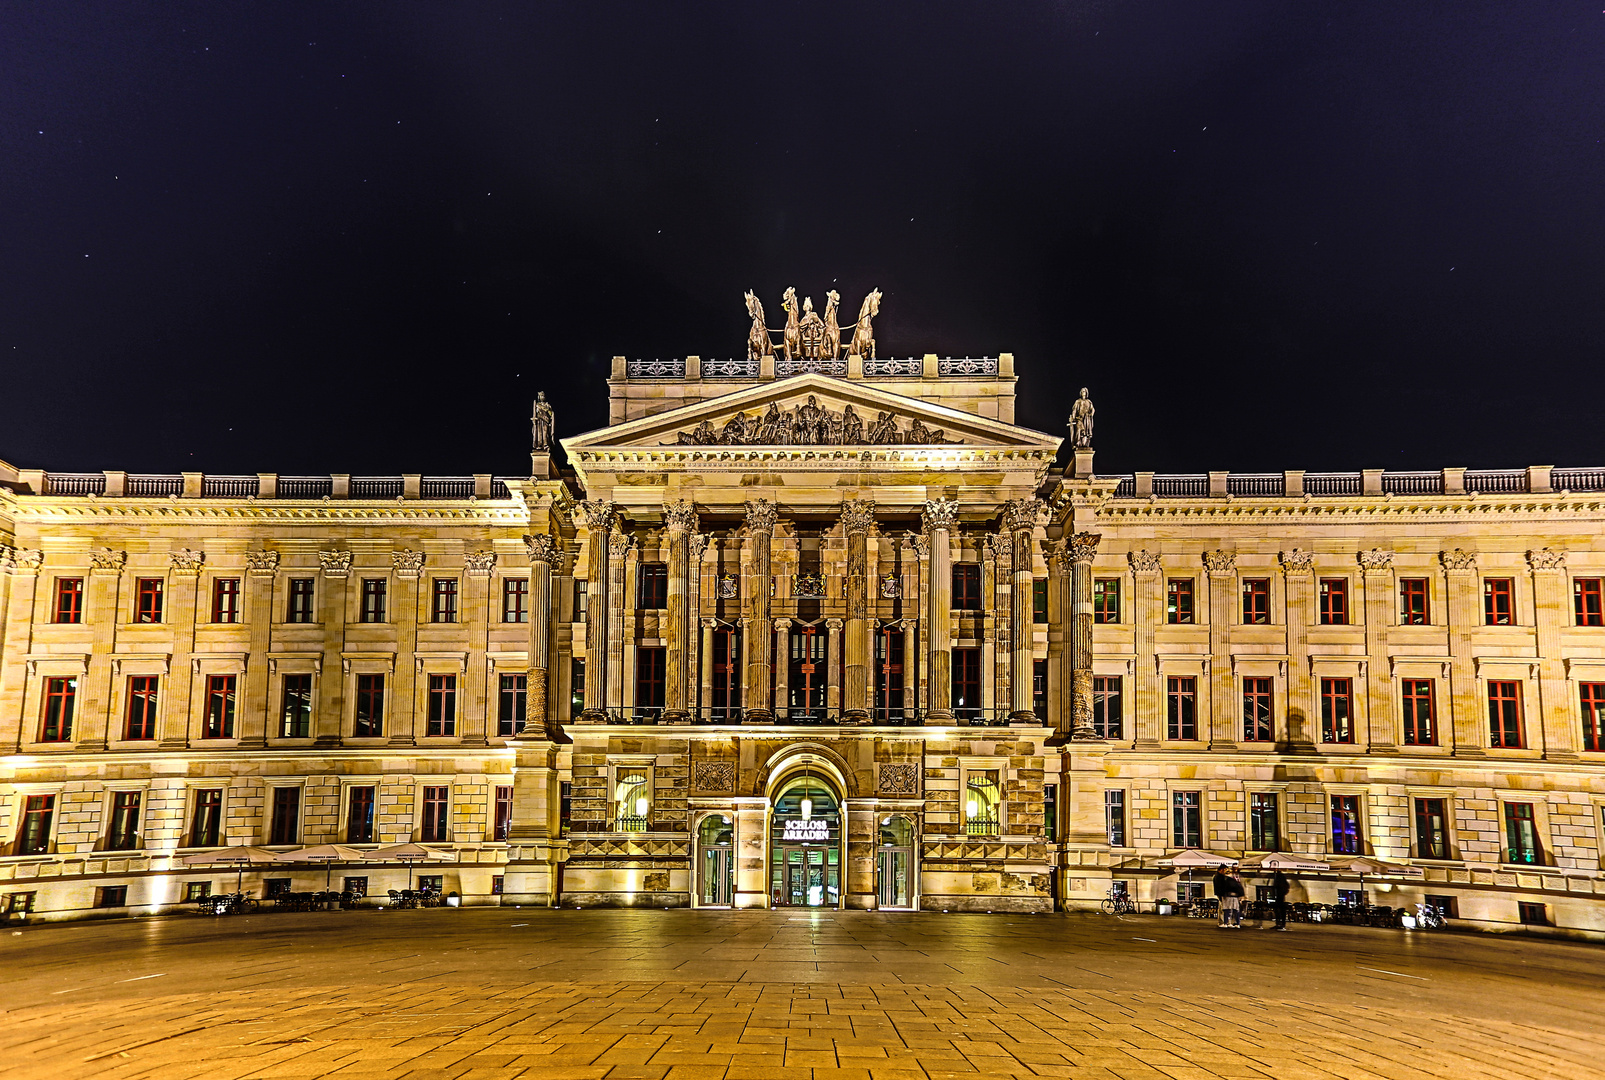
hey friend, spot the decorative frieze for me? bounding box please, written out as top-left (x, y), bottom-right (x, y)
top-left (878, 763), bottom-right (919, 796)
top-left (692, 761), bottom-right (736, 793)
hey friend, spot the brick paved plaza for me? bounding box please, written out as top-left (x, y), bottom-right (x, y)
top-left (4, 909), bottom-right (1601, 1080)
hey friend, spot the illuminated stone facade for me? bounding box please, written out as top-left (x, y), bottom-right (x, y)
top-left (3, 347), bottom-right (1605, 935)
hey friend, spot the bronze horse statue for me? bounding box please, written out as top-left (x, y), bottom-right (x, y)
top-left (781, 286), bottom-right (801, 362)
top-left (823, 290), bottom-right (841, 359)
top-left (850, 288), bottom-right (881, 359)
top-left (744, 290), bottom-right (772, 360)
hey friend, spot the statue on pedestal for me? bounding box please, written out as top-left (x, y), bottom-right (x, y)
top-left (1068, 387), bottom-right (1095, 449)
top-left (531, 392), bottom-right (555, 451)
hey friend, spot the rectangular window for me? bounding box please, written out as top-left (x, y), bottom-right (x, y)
top-left (1043, 782), bottom-right (1058, 842)
top-left (184, 882), bottom-right (210, 902)
top-left (572, 579), bottom-right (588, 619)
top-left (421, 786), bottom-right (449, 842)
top-left (873, 624), bottom-right (901, 723)
top-left (287, 578), bottom-right (315, 623)
top-left (124, 676), bottom-right (159, 740)
top-left (360, 578), bottom-right (387, 623)
top-left (1330, 794), bottom-right (1361, 855)
top-left (638, 563), bottom-right (668, 609)
top-left (952, 563), bottom-right (982, 612)
top-left (1249, 792), bottom-right (1280, 851)
top-left (1320, 677), bottom-right (1354, 744)
top-left (560, 781), bottom-right (573, 835)
top-left (265, 878), bottom-right (291, 897)
top-left (354, 674), bottom-right (385, 737)
top-left (40, 676), bottom-right (77, 742)
top-left (16, 795), bottom-right (55, 855)
top-left (1166, 579), bottom-right (1194, 624)
top-left (1505, 803), bottom-right (1542, 864)
top-left (1032, 578), bottom-right (1048, 623)
top-left (1518, 901), bottom-right (1549, 926)
top-left (1488, 680), bottom-right (1524, 749)
top-left (635, 647), bottom-right (666, 716)
top-left (1032, 658), bottom-right (1047, 722)
top-left (1167, 676), bottom-right (1197, 740)
top-left (212, 578), bottom-right (241, 623)
top-left (1241, 579), bottom-right (1270, 624)
top-left (1400, 578), bottom-right (1430, 625)
top-left (1402, 679), bottom-right (1437, 745)
top-left (106, 791), bottom-right (141, 851)
top-left (495, 785), bottom-right (513, 841)
top-left (280, 674), bottom-right (312, 738)
top-left (1093, 578), bottom-right (1121, 623)
top-left (1093, 675), bottom-right (1123, 739)
top-left (1242, 677), bottom-right (1273, 742)
top-left (964, 769), bottom-right (1001, 836)
top-left (1172, 791), bottom-right (1201, 848)
top-left (344, 877), bottom-right (368, 897)
top-left (203, 675), bottom-right (236, 738)
top-left (570, 657), bottom-right (585, 719)
top-left (96, 886), bottom-right (128, 909)
top-left (1484, 578), bottom-right (1515, 626)
top-left (1318, 578), bottom-right (1348, 625)
top-left (498, 674), bottom-right (527, 737)
top-left (135, 578), bottom-right (164, 623)
top-left (346, 786), bottom-right (375, 844)
top-left (268, 787), bottom-right (300, 846)
top-left (1415, 797), bottom-right (1449, 859)
top-left (417, 874), bottom-right (442, 894)
top-left (54, 578), bottom-right (84, 623)
top-left (190, 789), bottom-right (222, 847)
top-left (431, 578), bottom-right (458, 623)
top-left (427, 674), bottom-right (457, 736)
top-left (1575, 578), bottom-right (1605, 627)
top-left (502, 578), bottom-right (529, 623)
top-left (952, 647), bottom-right (982, 721)
top-left (1105, 789), bottom-right (1126, 847)
top-left (1581, 683), bottom-right (1605, 753)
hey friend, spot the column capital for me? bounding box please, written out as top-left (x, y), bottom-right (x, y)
top-left (392, 547), bottom-right (424, 578)
top-left (246, 549), bottom-right (280, 577)
top-left (169, 548), bottom-right (205, 575)
top-left (744, 498), bottom-right (778, 534)
top-left (90, 547), bottom-right (127, 574)
top-left (1069, 531), bottom-right (1101, 565)
top-left (825, 617), bottom-right (844, 630)
top-left (666, 498), bottom-right (700, 533)
top-left (523, 533), bottom-right (562, 568)
top-left (1278, 548), bottom-right (1314, 575)
top-left (1202, 548), bottom-right (1235, 576)
top-left (904, 531), bottom-right (930, 558)
top-left (1357, 547), bottom-right (1395, 573)
top-left (608, 531), bottom-right (633, 559)
top-left (922, 498), bottom-right (959, 532)
top-left (1528, 547), bottom-right (1566, 572)
top-left (1128, 549), bottom-right (1161, 575)
top-left (773, 617), bottom-right (790, 633)
top-left (1001, 497), bottom-right (1043, 533)
top-left (465, 550), bottom-right (496, 577)
top-left (839, 497), bottom-right (876, 535)
top-left (1440, 548), bottom-right (1477, 573)
top-left (2, 545), bottom-right (44, 574)
top-left (579, 498), bottom-right (618, 531)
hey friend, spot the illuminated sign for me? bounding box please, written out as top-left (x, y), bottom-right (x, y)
top-left (781, 819), bottom-right (830, 843)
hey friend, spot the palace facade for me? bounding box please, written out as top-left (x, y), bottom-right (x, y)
top-left (4, 340), bottom-right (1605, 936)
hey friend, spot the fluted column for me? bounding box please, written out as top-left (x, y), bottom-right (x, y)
top-left (841, 499), bottom-right (875, 722)
top-left (522, 534), bottom-right (566, 741)
top-left (923, 499), bottom-right (958, 720)
top-left (773, 617), bottom-right (791, 718)
top-left (699, 616), bottom-right (716, 720)
top-left (578, 500), bottom-right (616, 722)
top-left (743, 499), bottom-right (777, 722)
top-left (1068, 532), bottom-right (1102, 741)
top-left (1004, 499), bottom-right (1042, 723)
top-left (664, 500), bottom-right (699, 721)
top-left (826, 616), bottom-right (844, 715)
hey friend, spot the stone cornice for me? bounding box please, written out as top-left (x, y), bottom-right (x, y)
top-left (572, 447), bottom-right (1055, 469)
top-left (10, 499), bottom-right (532, 527)
top-left (1095, 495), bottom-right (1605, 524)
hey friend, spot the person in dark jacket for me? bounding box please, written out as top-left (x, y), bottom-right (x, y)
top-left (1212, 869), bottom-right (1233, 928)
top-left (1272, 870), bottom-right (1291, 930)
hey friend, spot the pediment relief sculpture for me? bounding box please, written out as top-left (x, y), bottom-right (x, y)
top-left (671, 396), bottom-right (950, 447)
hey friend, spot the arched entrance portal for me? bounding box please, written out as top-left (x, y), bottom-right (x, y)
top-left (769, 773), bottom-right (842, 908)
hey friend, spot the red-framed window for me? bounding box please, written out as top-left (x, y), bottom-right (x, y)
top-left (1249, 792), bottom-right (1280, 851)
top-left (53, 578), bottom-right (84, 623)
top-left (421, 786), bottom-right (449, 842)
top-left (212, 577), bottom-right (240, 623)
top-left (1487, 680), bottom-right (1524, 748)
top-left (1242, 677), bottom-right (1273, 742)
top-left (40, 676), bottom-right (76, 742)
top-left (1318, 578), bottom-right (1348, 625)
top-left (106, 791), bottom-right (141, 851)
top-left (952, 564), bottom-right (982, 611)
top-left (1331, 795), bottom-right (1361, 855)
top-left (286, 578), bottom-right (315, 623)
top-left (1093, 676), bottom-right (1122, 739)
top-left (427, 674), bottom-right (457, 736)
top-left (638, 564), bottom-right (668, 609)
top-left (494, 785), bottom-right (513, 841)
top-left (1320, 677), bottom-right (1354, 743)
top-left (431, 578), bottom-right (458, 623)
top-left (1415, 797), bottom-right (1450, 858)
top-left (346, 786), bottom-right (376, 844)
top-left (124, 676), bottom-right (159, 740)
top-left (134, 578), bottom-right (164, 623)
top-left (203, 674), bottom-right (235, 739)
top-left (1483, 578), bottom-right (1515, 626)
top-left (280, 674), bottom-right (312, 738)
top-left (1581, 683), bottom-right (1605, 752)
top-left (1505, 802), bottom-right (1542, 864)
top-left (268, 787), bottom-right (299, 845)
top-left (498, 674), bottom-right (527, 737)
top-left (360, 578), bottom-right (386, 623)
top-left (1400, 578), bottom-right (1430, 625)
top-left (502, 578), bottom-right (529, 623)
top-left (1241, 579), bottom-right (1270, 624)
top-left (1093, 578), bottom-right (1121, 623)
top-left (354, 673), bottom-right (385, 737)
top-left (873, 623), bottom-right (903, 722)
top-left (1166, 579), bottom-right (1194, 624)
top-left (712, 627), bottom-right (741, 721)
top-left (1402, 679), bottom-right (1437, 745)
top-left (16, 795), bottom-right (55, 855)
top-left (1575, 578), bottom-right (1604, 627)
top-left (635, 646), bottom-right (666, 716)
top-left (190, 789), bottom-right (222, 847)
top-left (1167, 676), bottom-right (1197, 740)
top-left (952, 647), bottom-right (982, 720)
top-left (787, 626), bottom-right (826, 718)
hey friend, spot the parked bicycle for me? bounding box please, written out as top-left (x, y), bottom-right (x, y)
top-left (1101, 888), bottom-right (1138, 915)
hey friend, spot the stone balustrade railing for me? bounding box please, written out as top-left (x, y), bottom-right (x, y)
top-left (1097, 465), bottom-right (1602, 498)
top-left (23, 473), bottom-right (518, 500)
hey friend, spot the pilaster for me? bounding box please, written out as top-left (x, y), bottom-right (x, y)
top-left (742, 499), bottom-right (777, 722)
top-left (1442, 548), bottom-right (1481, 757)
top-left (923, 498), bottom-right (957, 720)
top-left (1528, 548), bottom-right (1575, 759)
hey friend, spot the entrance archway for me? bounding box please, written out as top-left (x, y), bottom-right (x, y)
top-left (695, 813), bottom-right (734, 907)
top-left (768, 772), bottom-right (842, 908)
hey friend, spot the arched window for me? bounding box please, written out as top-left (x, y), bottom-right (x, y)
top-left (615, 771), bottom-right (650, 832)
top-left (966, 772), bottom-right (1001, 837)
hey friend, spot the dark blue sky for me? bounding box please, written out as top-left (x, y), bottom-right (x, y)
top-left (3, 3), bottom-right (1601, 476)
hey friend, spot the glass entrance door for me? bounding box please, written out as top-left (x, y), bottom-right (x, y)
top-left (697, 814), bottom-right (734, 907)
top-left (777, 846), bottom-right (838, 907)
top-left (877, 850), bottom-right (911, 908)
top-left (768, 773), bottom-right (841, 908)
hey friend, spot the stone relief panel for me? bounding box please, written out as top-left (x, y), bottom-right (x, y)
top-left (672, 398), bottom-right (952, 447)
top-left (878, 763), bottom-right (919, 796)
top-left (693, 761), bottom-right (736, 793)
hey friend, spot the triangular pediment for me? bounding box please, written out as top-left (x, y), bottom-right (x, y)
top-left (561, 374), bottom-right (1061, 454)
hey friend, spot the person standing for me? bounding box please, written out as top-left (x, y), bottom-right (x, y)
top-left (1272, 870), bottom-right (1291, 930)
top-left (1212, 869), bottom-right (1233, 928)
top-left (1226, 871), bottom-right (1245, 928)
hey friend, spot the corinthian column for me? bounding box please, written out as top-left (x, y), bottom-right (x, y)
top-left (663, 500), bottom-right (699, 722)
top-left (578, 500), bottom-right (617, 723)
top-left (742, 499), bottom-right (778, 722)
top-left (1068, 531), bottom-right (1102, 741)
top-left (522, 534), bottom-right (567, 742)
top-left (1004, 499), bottom-right (1043, 723)
top-left (923, 498), bottom-right (959, 720)
top-left (840, 498), bottom-right (875, 723)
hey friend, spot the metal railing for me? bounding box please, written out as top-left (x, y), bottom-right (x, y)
top-left (776, 357), bottom-right (848, 376)
top-left (626, 358), bottom-right (685, 378)
top-left (350, 477), bottom-right (404, 499)
top-left (203, 475), bottom-right (259, 497)
top-left (1382, 471), bottom-right (1441, 495)
top-left (1153, 474), bottom-right (1208, 498)
top-left (703, 357), bottom-right (759, 378)
top-left (1304, 472), bottom-right (1362, 496)
top-left (576, 707), bottom-right (1023, 728)
top-left (935, 356), bottom-right (998, 376)
top-left (126, 475), bottom-right (184, 497)
top-left (1466, 469), bottom-right (1526, 494)
top-left (863, 357), bottom-right (923, 377)
top-left (1226, 473), bottom-right (1281, 497)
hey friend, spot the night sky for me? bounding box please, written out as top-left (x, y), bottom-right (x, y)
top-left (4, 3), bottom-right (1602, 479)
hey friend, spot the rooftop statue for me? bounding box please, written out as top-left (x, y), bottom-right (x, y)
top-left (744, 290), bottom-right (773, 361)
top-left (747, 285), bottom-right (880, 361)
top-left (1068, 387), bottom-right (1095, 449)
top-left (531, 391), bottom-right (556, 451)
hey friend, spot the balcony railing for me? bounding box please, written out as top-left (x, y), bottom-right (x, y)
top-left (1382, 471), bottom-right (1442, 495)
top-left (278, 476), bottom-right (334, 498)
top-left (1153, 474), bottom-right (1208, 498)
top-left (626, 358), bottom-right (685, 378)
top-left (1226, 473), bottom-right (1281, 497)
top-left (935, 356), bottom-right (999, 376)
top-left (1553, 467), bottom-right (1605, 491)
top-left (1466, 469), bottom-right (1527, 494)
top-left (703, 357), bottom-right (759, 378)
top-left (420, 477), bottom-right (473, 499)
top-left (46, 473), bottom-right (106, 495)
top-left (1304, 472), bottom-right (1362, 496)
top-left (203, 475), bottom-right (259, 497)
top-left (576, 707), bottom-right (1024, 728)
top-left (126, 474), bottom-right (184, 497)
top-left (350, 477), bottom-right (404, 499)
top-left (776, 357), bottom-right (848, 376)
top-left (863, 357), bottom-right (923, 377)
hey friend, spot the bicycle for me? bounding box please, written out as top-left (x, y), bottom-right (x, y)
top-left (1101, 888), bottom-right (1138, 915)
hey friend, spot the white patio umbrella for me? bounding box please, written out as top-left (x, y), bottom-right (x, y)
top-left (180, 845), bottom-right (284, 894)
top-left (1343, 856), bottom-right (1423, 904)
top-left (1157, 849), bottom-right (1238, 903)
top-left (1238, 852), bottom-right (1331, 872)
top-left (279, 844), bottom-right (370, 890)
top-left (370, 843), bottom-right (454, 891)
